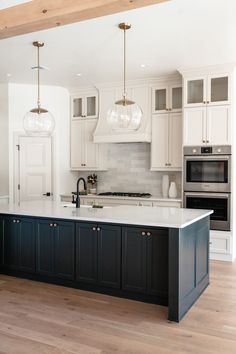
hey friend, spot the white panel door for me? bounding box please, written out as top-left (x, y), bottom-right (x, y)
top-left (183, 107), bottom-right (206, 146)
top-left (84, 119), bottom-right (99, 169)
top-left (151, 113), bottom-right (169, 169)
top-left (71, 120), bottom-right (85, 169)
top-left (19, 137), bottom-right (52, 201)
top-left (169, 113), bottom-right (182, 169)
top-left (207, 105), bottom-right (231, 145)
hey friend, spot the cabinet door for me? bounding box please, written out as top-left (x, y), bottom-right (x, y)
top-left (98, 224), bottom-right (121, 288)
top-left (122, 227), bottom-right (147, 293)
top-left (169, 85), bottom-right (182, 112)
top-left (84, 120), bottom-right (99, 169)
top-left (207, 106), bottom-right (231, 145)
top-left (76, 223), bottom-right (98, 284)
top-left (208, 74), bottom-right (230, 105)
top-left (54, 221), bottom-right (75, 280)
top-left (152, 87), bottom-right (168, 113)
top-left (18, 218), bottom-right (35, 273)
top-left (36, 220), bottom-right (54, 276)
top-left (3, 217), bottom-right (19, 270)
top-left (72, 97), bottom-right (83, 119)
top-left (147, 229), bottom-right (168, 296)
top-left (169, 113), bottom-right (182, 169)
top-left (183, 107), bottom-right (207, 146)
top-left (71, 120), bottom-right (85, 169)
top-left (184, 77), bottom-right (206, 107)
top-left (85, 95), bottom-right (98, 118)
top-left (151, 114), bottom-right (169, 170)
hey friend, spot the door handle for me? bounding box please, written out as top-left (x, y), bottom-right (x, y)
top-left (43, 192), bottom-right (52, 196)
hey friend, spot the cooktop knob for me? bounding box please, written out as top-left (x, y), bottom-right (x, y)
top-left (192, 149), bottom-right (197, 153)
top-left (217, 148), bottom-right (221, 153)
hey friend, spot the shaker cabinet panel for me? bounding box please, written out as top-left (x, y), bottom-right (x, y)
top-left (76, 223), bottom-right (98, 284)
top-left (36, 220), bottom-right (54, 276)
top-left (122, 227), bottom-right (147, 293)
top-left (151, 114), bottom-right (169, 169)
top-left (98, 224), bottom-right (121, 288)
top-left (208, 74), bottom-right (230, 105)
top-left (54, 221), bottom-right (75, 280)
top-left (71, 120), bottom-right (84, 169)
top-left (72, 93), bottom-right (98, 119)
top-left (18, 218), bottom-right (36, 273)
top-left (169, 113), bottom-right (182, 169)
top-left (84, 119), bottom-right (99, 169)
top-left (207, 105), bottom-right (231, 145)
top-left (183, 107), bottom-right (206, 146)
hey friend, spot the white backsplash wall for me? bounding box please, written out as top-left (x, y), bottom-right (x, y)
top-left (79, 143), bottom-right (182, 197)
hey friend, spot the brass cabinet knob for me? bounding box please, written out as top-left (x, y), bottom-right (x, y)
top-left (97, 227), bottom-right (101, 232)
top-left (202, 140), bottom-right (206, 143)
top-left (147, 232), bottom-right (151, 236)
top-left (13, 219), bottom-right (16, 223)
top-left (206, 140), bottom-right (209, 143)
top-left (203, 101), bottom-right (206, 104)
top-left (141, 231), bottom-right (146, 236)
top-left (207, 101), bottom-right (209, 104)
top-left (92, 227), bottom-right (96, 231)
top-left (49, 223), bottom-right (53, 227)
top-left (53, 223), bottom-right (57, 227)
top-left (16, 220), bottom-right (20, 223)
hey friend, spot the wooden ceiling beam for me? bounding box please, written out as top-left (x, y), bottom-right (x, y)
top-left (0, 0), bottom-right (170, 40)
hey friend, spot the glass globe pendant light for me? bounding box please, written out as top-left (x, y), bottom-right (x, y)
top-left (23, 41), bottom-right (55, 136)
top-left (107, 23), bottom-right (142, 132)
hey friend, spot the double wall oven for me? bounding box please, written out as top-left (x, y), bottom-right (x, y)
top-left (183, 146), bottom-right (231, 231)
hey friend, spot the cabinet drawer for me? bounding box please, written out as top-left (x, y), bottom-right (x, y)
top-left (210, 233), bottom-right (231, 254)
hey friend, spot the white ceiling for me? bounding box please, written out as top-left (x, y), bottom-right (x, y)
top-left (0, 0), bottom-right (31, 10)
top-left (0, 0), bottom-right (236, 88)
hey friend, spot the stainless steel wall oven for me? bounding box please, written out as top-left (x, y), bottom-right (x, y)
top-left (183, 146), bottom-right (231, 231)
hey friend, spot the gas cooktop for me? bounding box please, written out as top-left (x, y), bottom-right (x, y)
top-left (98, 192), bottom-right (152, 198)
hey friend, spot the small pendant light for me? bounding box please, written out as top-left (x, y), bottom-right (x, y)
top-left (107, 23), bottom-right (142, 132)
top-left (23, 41), bottom-right (55, 136)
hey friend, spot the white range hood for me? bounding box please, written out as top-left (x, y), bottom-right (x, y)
top-left (93, 84), bottom-right (151, 143)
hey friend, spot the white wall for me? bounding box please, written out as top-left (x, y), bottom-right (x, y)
top-left (0, 84), bottom-right (9, 196)
top-left (8, 83), bottom-right (78, 202)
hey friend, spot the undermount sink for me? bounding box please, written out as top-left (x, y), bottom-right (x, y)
top-left (61, 203), bottom-right (111, 209)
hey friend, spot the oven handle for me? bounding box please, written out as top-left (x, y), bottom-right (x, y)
top-left (184, 155), bottom-right (230, 161)
top-left (184, 192), bottom-right (230, 198)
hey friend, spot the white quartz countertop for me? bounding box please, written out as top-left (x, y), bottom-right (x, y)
top-left (0, 201), bottom-right (212, 229)
top-left (61, 193), bottom-right (182, 203)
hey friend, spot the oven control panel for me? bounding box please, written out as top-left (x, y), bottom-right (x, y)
top-left (184, 145), bottom-right (231, 156)
top-left (201, 147), bottom-right (212, 154)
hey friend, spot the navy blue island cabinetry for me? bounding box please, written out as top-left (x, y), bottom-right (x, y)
top-left (0, 211), bottom-right (211, 322)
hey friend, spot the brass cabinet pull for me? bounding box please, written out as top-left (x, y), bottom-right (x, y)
top-left (53, 223), bottom-right (57, 227)
top-left (92, 227), bottom-right (96, 231)
top-left (16, 220), bottom-right (20, 224)
top-left (141, 231), bottom-right (146, 236)
top-left (49, 223), bottom-right (53, 227)
top-left (13, 219), bottom-right (16, 223)
top-left (97, 227), bottom-right (101, 232)
top-left (207, 101), bottom-right (209, 104)
top-left (203, 101), bottom-right (206, 104)
top-left (206, 140), bottom-right (209, 143)
top-left (147, 232), bottom-right (151, 236)
top-left (202, 140), bottom-right (206, 143)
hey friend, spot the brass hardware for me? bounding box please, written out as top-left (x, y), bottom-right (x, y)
top-left (206, 140), bottom-right (209, 143)
top-left (92, 227), bottom-right (96, 231)
top-left (141, 231), bottom-right (146, 236)
top-left (202, 140), bottom-right (206, 143)
top-left (147, 232), bottom-right (151, 236)
top-left (97, 227), bottom-right (101, 232)
top-left (13, 219), bottom-right (16, 223)
top-left (16, 220), bottom-right (20, 224)
top-left (203, 101), bottom-right (206, 104)
top-left (119, 23), bottom-right (131, 30)
top-left (53, 223), bottom-right (57, 227)
top-left (49, 223), bottom-right (53, 227)
top-left (207, 101), bottom-right (209, 104)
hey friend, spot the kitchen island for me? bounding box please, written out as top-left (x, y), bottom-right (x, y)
top-left (0, 201), bottom-right (212, 322)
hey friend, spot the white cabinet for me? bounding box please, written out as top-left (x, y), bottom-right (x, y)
top-left (184, 105), bottom-right (231, 146)
top-left (152, 84), bottom-right (182, 114)
top-left (152, 201), bottom-right (182, 208)
top-left (184, 73), bottom-right (230, 107)
top-left (72, 92), bottom-right (98, 119)
top-left (151, 113), bottom-right (182, 171)
top-left (70, 119), bottom-right (106, 171)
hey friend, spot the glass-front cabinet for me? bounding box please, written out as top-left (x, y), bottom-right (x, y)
top-left (72, 92), bottom-right (98, 119)
top-left (152, 83), bottom-right (182, 113)
top-left (184, 73), bottom-right (230, 107)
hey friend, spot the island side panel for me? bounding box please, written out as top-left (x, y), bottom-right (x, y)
top-left (168, 216), bottom-right (210, 322)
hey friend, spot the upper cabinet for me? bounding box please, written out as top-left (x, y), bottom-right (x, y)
top-left (184, 73), bottom-right (230, 107)
top-left (72, 91), bottom-right (98, 119)
top-left (152, 83), bottom-right (182, 114)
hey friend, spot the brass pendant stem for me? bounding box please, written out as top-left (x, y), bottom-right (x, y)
top-left (123, 26), bottom-right (126, 99)
top-left (37, 44), bottom-right (41, 108)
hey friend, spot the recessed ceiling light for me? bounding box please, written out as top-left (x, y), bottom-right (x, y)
top-left (76, 73), bottom-right (82, 77)
top-left (140, 64), bottom-right (146, 68)
top-left (6, 73), bottom-right (11, 77)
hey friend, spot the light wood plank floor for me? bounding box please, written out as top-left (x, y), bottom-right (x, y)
top-left (0, 261), bottom-right (235, 354)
